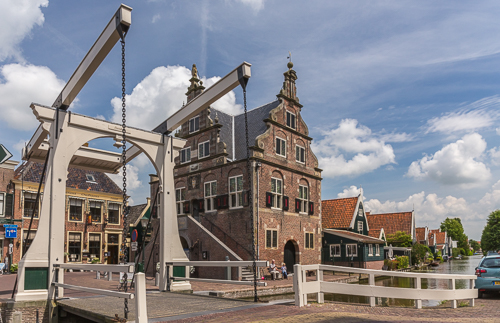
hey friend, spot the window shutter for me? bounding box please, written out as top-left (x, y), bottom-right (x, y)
top-left (221, 194), bottom-right (229, 209)
top-left (295, 199), bottom-right (300, 212)
top-left (282, 196), bottom-right (289, 211)
top-left (183, 201), bottom-right (190, 214)
top-left (242, 190), bottom-right (250, 207)
top-left (198, 199), bottom-right (204, 212)
top-left (5, 193), bottom-right (14, 216)
top-left (215, 196), bottom-right (222, 209)
top-left (308, 201), bottom-right (314, 215)
top-left (265, 192), bottom-right (272, 208)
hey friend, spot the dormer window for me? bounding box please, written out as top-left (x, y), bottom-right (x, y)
top-left (86, 174), bottom-right (96, 183)
top-left (189, 115), bottom-right (200, 133)
top-left (286, 111), bottom-right (296, 129)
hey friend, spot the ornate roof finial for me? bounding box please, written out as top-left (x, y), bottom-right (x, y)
top-left (287, 51), bottom-right (293, 69)
top-left (277, 54), bottom-right (301, 106)
top-left (215, 112), bottom-right (219, 124)
top-left (186, 63), bottom-right (205, 102)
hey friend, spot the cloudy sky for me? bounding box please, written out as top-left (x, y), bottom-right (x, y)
top-left (1, 0), bottom-right (500, 240)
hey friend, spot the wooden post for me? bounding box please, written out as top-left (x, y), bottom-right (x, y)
top-left (369, 273), bottom-right (375, 307)
top-left (414, 276), bottom-right (422, 309)
top-left (470, 279), bottom-right (475, 307)
top-left (449, 278), bottom-right (457, 308)
top-left (317, 268), bottom-right (324, 304)
top-left (293, 264), bottom-right (304, 307)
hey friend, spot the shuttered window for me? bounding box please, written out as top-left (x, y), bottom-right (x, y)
top-left (271, 178), bottom-right (282, 209)
top-left (204, 181), bottom-right (217, 212)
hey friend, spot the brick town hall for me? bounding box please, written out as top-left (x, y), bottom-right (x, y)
top-left (149, 61), bottom-right (322, 278)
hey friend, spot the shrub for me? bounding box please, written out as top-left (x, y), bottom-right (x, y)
top-left (10, 263), bottom-right (18, 273)
top-left (91, 258), bottom-right (100, 264)
top-left (452, 248), bottom-right (460, 258)
top-left (435, 256), bottom-right (443, 263)
top-left (384, 258), bottom-right (399, 270)
top-left (396, 256), bottom-right (409, 269)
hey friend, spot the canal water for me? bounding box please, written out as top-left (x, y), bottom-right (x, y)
top-left (255, 255), bottom-right (483, 307)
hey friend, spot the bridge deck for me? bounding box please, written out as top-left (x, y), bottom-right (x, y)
top-left (56, 291), bottom-right (270, 322)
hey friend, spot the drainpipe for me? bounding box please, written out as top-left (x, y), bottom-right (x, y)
top-left (254, 161), bottom-right (261, 261)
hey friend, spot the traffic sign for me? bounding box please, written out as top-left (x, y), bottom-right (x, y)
top-left (131, 229), bottom-right (138, 242)
top-left (131, 241), bottom-right (138, 251)
top-left (5, 226), bottom-right (17, 239)
top-left (0, 144), bottom-right (13, 164)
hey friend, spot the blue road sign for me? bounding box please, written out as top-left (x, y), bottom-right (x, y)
top-left (5, 227), bottom-right (17, 238)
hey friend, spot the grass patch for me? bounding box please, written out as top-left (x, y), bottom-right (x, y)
top-left (458, 301), bottom-right (469, 307)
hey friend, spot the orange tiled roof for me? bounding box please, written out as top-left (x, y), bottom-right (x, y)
top-left (435, 231), bottom-right (446, 245)
top-left (368, 229), bottom-right (381, 239)
top-left (416, 227), bottom-right (427, 242)
top-left (366, 212), bottom-right (413, 238)
top-left (321, 197), bottom-right (358, 229)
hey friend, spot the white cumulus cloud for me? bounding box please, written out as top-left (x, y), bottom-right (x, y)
top-left (108, 164), bottom-right (142, 192)
top-left (237, 0), bottom-right (265, 11)
top-left (0, 0), bottom-right (48, 62)
top-left (110, 65), bottom-right (241, 130)
top-left (312, 119), bottom-right (397, 178)
top-left (337, 185), bottom-right (361, 198)
top-left (407, 133), bottom-right (490, 188)
top-left (0, 63), bottom-right (65, 131)
top-left (425, 96), bottom-right (500, 134)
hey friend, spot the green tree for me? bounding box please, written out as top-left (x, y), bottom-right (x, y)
top-left (412, 243), bottom-right (432, 265)
top-left (440, 217), bottom-right (469, 250)
top-left (481, 210), bottom-right (500, 254)
top-left (386, 231), bottom-right (412, 247)
top-left (469, 239), bottom-right (480, 252)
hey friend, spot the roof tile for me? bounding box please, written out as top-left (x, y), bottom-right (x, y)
top-left (321, 197), bottom-right (358, 229)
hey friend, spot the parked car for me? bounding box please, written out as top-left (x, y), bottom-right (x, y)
top-left (475, 255), bottom-right (500, 298)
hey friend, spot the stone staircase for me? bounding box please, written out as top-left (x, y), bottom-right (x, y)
top-left (241, 266), bottom-right (256, 281)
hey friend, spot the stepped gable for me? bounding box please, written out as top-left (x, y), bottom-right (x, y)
top-left (14, 161), bottom-right (122, 194)
top-left (321, 196), bottom-right (358, 229)
top-left (366, 212), bottom-right (412, 237)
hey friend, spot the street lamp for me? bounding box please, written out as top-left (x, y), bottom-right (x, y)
top-left (139, 217), bottom-right (149, 273)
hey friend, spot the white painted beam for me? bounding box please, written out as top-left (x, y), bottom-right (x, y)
top-left (52, 283), bottom-right (134, 299)
top-left (166, 260), bottom-right (268, 267)
top-left (154, 62), bottom-right (251, 134)
top-left (53, 4), bottom-right (132, 109)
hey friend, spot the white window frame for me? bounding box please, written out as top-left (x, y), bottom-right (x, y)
top-left (198, 140), bottom-right (210, 159)
top-left (330, 244), bottom-right (341, 257)
top-left (357, 221), bottom-right (363, 234)
top-left (107, 202), bottom-right (121, 224)
top-left (180, 147), bottom-right (191, 164)
top-left (189, 115), bottom-right (200, 133)
top-left (176, 187), bottom-right (186, 215)
top-left (368, 244), bottom-right (373, 256)
top-left (266, 229), bottom-right (278, 249)
top-left (0, 193), bottom-right (4, 217)
top-left (346, 244), bottom-right (358, 257)
top-left (67, 231), bottom-right (82, 263)
top-left (68, 198), bottom-right (84, 222)
top-left (88, 232), bottom-right (102, 261)
top-left (375, 244), bottom-right (380, 256)
top-left (305, 232), bottom-right (314, 249)
top-left (286, 111), bottom-right (296, 129)
top-left (86, 174), bottom-right (97, 183)
top-left (295, 145), bottom-right (305, 164)
top-left (23, 192), bottom-right (39, 219)
top-left (271, 177), bottom-right (282, 209)
top-left (229, 175), bottom-right (243, 209)
top-left (276, 137), bottom-right (286, 157)
top-left (204, 181), bottom-right (217, 212)
top-left (89, 200), bottom-right (103, 223)
top-left (299, 185), bottom-right (308, 214)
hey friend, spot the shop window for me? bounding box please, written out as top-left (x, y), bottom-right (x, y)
top-left (89, 233), bottom-right (101, 260)
top-left (89, 201), bottom-right (102, 223)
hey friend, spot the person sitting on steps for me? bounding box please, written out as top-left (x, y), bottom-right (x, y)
top-left (269, 259), bottom-right (279, 280)
top-left (281, 263), bottom-right (288, 279)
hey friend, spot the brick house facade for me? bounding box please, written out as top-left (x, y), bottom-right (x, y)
top-left (1, 160), bottom-right (124, 267)
top-left (150, 62), bottom-right (322, 277)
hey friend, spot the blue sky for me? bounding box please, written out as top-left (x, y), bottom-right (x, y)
top-left (1, 1), bottom-right (500, 240)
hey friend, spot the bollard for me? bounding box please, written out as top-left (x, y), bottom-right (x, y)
top-left (225, 256), bottom-right (231, 280)
top-left (108, 272), bottom-right (112, 281)
top-left (135, 273), bottom-right (148, 323)
top-left (96, 271), bottom-right (100, 279)
top-left (155, 272), bottom-right (159, 287)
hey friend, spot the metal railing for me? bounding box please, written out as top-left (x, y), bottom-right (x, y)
top-left (293, 264), bottom-right (477, 309)
top-left (166, 260), bottom-right (268, 287)
top-left (52, 264), bottom-right (148, 322)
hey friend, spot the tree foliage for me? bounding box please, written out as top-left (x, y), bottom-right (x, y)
top-left (481, 210), bottom-right (500, 255)
top-left (469, 239), bottom-right (480, 252)
top-left (440, 217), bottom-right (469, 250)
top-left (386, 231), bottom-right (412, 247)
top-left (412, 243), bottom-right (432, 265)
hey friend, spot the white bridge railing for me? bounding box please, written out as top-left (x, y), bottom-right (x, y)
top-left (293, 264), bottom-right (477, 309)
top-left (52, 264), bottom-right (148, 323)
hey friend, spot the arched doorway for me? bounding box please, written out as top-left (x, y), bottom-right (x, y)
top-left (180, 236), bottom-right (189, 259)
top-left (284, 240), bottom-right (297, 273)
